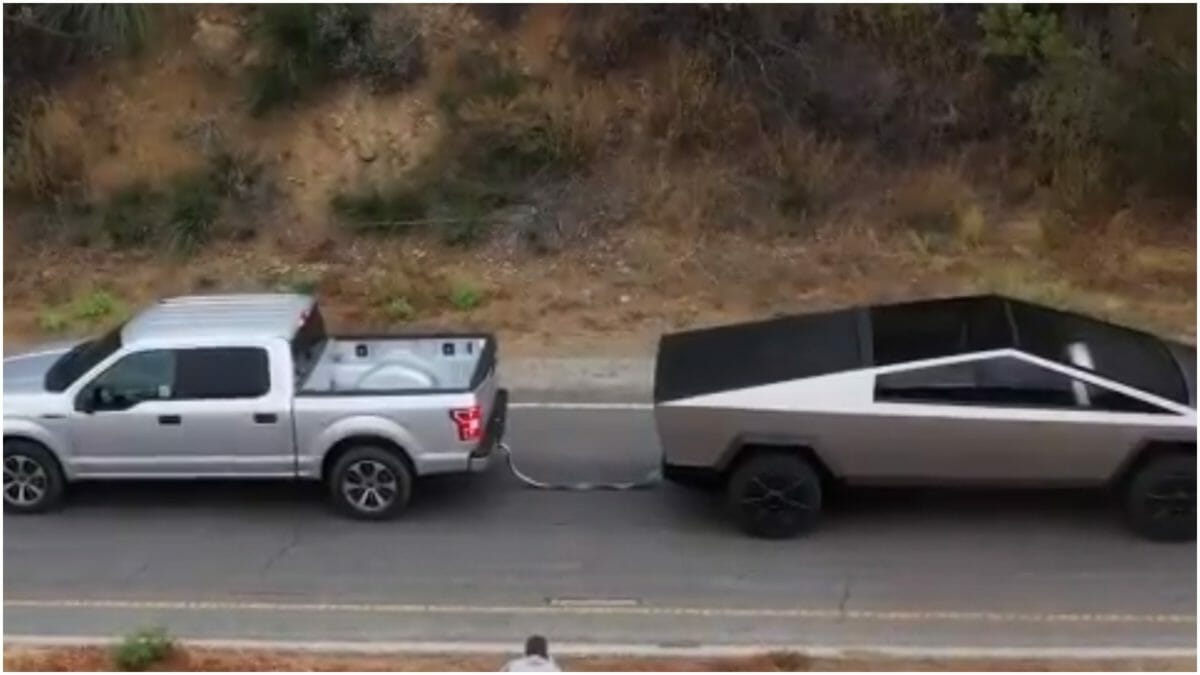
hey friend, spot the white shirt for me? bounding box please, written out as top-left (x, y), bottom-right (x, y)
top-left (502, 655), bottom-right (561, 671)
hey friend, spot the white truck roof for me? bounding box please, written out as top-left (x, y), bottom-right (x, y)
top-left (121, 293), bottom-right (315, 345)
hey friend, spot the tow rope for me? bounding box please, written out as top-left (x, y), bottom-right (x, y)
top-left (497, 442), bottom-right (661, 491)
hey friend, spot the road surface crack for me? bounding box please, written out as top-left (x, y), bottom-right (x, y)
top-left (260, 529), bottom-right (301, 575)
top-left (837, 579), bottom-right (852, 619)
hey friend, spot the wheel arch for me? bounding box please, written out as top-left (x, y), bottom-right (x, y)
top-left (1110, 439), bottom-right (1196, 489)
top-left (720, 434), bottom-right (839, 488)
top-left (3, 433), bottom-right (69, 481)
top-left (320, 435), bottom-right (416, 483)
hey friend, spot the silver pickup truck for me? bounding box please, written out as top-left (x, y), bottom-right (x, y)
top-left (3, 293), bottom-right (508, 519)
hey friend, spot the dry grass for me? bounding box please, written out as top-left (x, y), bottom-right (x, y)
top-left (4, 97), bottom-right (89, 201)
top-left (635, 49), bottom-right (762, 155)
top-left (5, 219), bottom-right (1194, 357)
top-left (888, 166), bottom-right (982, 243)
top-left (3, 645), bottom-right (1193, 672)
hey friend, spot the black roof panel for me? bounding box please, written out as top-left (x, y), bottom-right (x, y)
top-left (654, 308), bottom-right (863, 402)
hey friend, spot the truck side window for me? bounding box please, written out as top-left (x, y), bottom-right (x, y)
top-left (87, 350), bottom-right (176, 408)
top-left (174, 348), bottom-right (270, 399)
top-left (875, 356), bottom-right (1170, 413)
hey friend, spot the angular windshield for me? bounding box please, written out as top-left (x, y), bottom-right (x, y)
top-left (44, 324), bottom-right (124, 392)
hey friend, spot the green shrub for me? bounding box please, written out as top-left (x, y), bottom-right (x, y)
top-left (37, 289), bottom-right (126, 334)
top-left (112, 626), bottom-right (174, 671)
top-left (331, 186), bottom-right (427, 233)
top-left (26, 4), bottom-right (154, 54)
top-left (37, 309), bottom-right (69, 333)
top-left (335, 9), bottom-right (426, 92)
top-left (449, 283), bottom-right (484, 311)
top-left (250, 5), bottom-right (424, 114)
top-left (332, 176), bottom-right (507, 246)
top-left (279, 273), bottom-right (319, 294)
top-left (382, 296), bottom-right (416, 322)
top-left (436, 50), bottom-right (528, 117)
top-left (72, 289), bottom-right (121, 321)
top-left (166, 172), bottom-right (220, 252)
top-left (102, 183), bottom-right (159, 247)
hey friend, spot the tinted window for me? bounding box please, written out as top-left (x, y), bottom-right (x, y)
top-left (871, 296), bottom-right (1012, 365)
top-left (174, 348), bottom-right (270, 399)
top-left (45, 325), bottom-right (124, 392)
top-left (88, 350), bottom-right (176, 408)
top-left (875, 356), bottom-right (1170, 413)
top-left (1011, 301), bottom-right (1187, 404)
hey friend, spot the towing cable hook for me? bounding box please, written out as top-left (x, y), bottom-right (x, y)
top-left (497, 442), bottom-right (662, 491)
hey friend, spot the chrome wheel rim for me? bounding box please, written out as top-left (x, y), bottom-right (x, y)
top-left (4, 455), bottom-right (48, 506)
top-left (341, 460), bottom-right (399, 513)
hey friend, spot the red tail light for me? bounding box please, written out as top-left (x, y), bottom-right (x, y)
top-left (450, 405), bottom-right (482, 442)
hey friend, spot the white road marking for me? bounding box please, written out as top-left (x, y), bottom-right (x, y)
top-left (3, 634), bottom-right (1196, 660)
top-left (548, 597), bottom-right (642, 608)
top-left (5, 598), bottom-right (1194, 625)
top-left (508, 402), bottom-right (653, 411)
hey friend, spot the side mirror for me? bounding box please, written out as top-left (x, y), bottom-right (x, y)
top-left (76, 388), bottom-right (98, 414)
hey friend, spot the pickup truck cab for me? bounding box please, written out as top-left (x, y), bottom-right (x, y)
top-left (3, 293), bottom-right (507, 519)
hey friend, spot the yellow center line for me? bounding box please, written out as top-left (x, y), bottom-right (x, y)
top-left (4, 598), bottom-right (1194, 625)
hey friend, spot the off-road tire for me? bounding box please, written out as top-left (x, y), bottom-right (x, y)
top-left (329, 446), bottom-right (413, 521)
top-left (727, 452), bottom-right (822, 539)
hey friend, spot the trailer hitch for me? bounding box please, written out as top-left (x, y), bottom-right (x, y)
top-left (497, 442), bottom-right (661, 491)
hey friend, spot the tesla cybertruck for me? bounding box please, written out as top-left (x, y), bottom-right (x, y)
top-left (653, 295), bottom-right (1196, 540)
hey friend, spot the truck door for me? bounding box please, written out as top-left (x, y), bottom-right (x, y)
top-left (167, 346), bottom-right (293, 476)
top-left (68, 348), bottom-right (185, 476)
top-left (857, 353), bottom-right (1156, 483)
top-left (70, 346), bottom-right (294, 477)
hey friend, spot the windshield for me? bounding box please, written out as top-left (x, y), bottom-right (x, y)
top-left (44, 324), bottom-right (124, 392)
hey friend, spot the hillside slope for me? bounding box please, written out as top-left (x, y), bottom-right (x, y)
top-left (3, 5), bottom-right (1195, 351)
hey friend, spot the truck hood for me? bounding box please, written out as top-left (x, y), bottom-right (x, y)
top-left (3, 339), bottom-right (83, 395)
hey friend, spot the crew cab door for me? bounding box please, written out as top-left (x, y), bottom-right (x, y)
top-left (856, 352), bottom-right (1183, 484)
top-left (69, 344), bottom-right (293, 477)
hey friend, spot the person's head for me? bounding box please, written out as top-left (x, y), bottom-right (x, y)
top-left (524, 635), bottom-right (548, 658)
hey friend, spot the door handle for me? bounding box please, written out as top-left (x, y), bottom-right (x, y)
top-left (253, 413), bottom-right (278, 424)
top-left (158, 415), bottom-right (182, 426)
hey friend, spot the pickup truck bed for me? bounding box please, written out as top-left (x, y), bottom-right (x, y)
top-left (300, 336), bottom-right (493, 393)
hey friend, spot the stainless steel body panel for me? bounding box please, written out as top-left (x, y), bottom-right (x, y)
top-left (657, 348), bottom-right (1196, 487)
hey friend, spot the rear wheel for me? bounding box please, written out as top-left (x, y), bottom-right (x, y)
top-left (727, 453), bottom-right (822, 539)
top-left (4, 439), bottom-right (65, 514)
top-left (1124, 453), bottom-right (1195, 542)
top-left (329, 446), bottom-right (413, 520)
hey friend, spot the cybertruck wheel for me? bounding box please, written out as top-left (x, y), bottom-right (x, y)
top-left (727, 453), bottom-right (822, 539)
top-left (329, 446), bottom-right (413, 521)
top-left (4, 439), bottom-right (65, 514)
top-left (1124, 453), bottom-right (1196, 542)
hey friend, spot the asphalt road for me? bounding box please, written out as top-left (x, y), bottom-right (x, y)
top-left (4, 406), bottom-right (1196, 650)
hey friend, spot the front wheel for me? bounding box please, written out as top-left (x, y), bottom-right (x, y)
top-left (4, 440), bottom-right (65, 514)
top-left (329, 446), bottom-right (413, 521)
top-left (727, 453), bottom-right (822, 539)
top-left (1124, 453), bottom-right (1196, 542)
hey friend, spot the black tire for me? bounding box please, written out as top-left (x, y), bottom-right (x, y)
top-left (3, 439), bottom-right (65, 514)
top-left (727, 452), bottom-right (822, 539)
top-left (328, 446), bottom-right (413, 520)
top-left (1124, 453), bottom-right (1196, 542)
